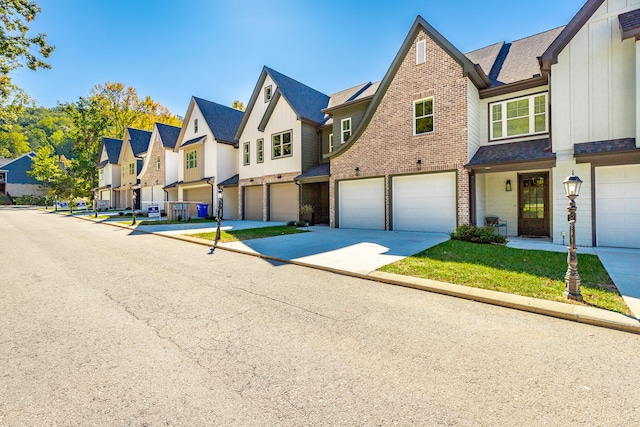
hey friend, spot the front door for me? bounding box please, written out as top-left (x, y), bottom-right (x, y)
top-left (518, 172), bottom-right (550, 237)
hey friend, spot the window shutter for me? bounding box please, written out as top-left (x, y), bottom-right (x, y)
top-left (416, 40), bottom-right (426, 64)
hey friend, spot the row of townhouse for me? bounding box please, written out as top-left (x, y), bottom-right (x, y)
top-left (96, 0), bottom-right (640, 249)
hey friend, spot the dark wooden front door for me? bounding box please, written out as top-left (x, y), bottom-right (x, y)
top-left (518, 172), bottom-right (550, 237)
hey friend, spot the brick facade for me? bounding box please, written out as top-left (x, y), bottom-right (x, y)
top-left (139, 137), bottom-right (166, 187)
top-left (330, 28), bottom-right (470, 228)
top-left (238, 171), bottom-right (300, 221)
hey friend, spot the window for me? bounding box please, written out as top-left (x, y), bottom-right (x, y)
top-left (272, 130), bottom-right (292, 158)
top-left (257, 138), bottom-right (264, 163)
top-left (129, 163), bottom-right (135, 175)
top-left (341, 118), bottom-right (351, 144)
top-left (122, 168), bottom-right (125, 178)
top-left (490, 93), bottom-right (547, 140)
top-left (264, 85), bottom-right (272, 102)
top-left (156, 155), bottom-right (161, 170)
top-left (99, 169), bottom-right (104, 180)
top-left (416, 40), bottom-right (426, 64)
top-left (329, 133), bottom-right (334, 152)
top-left (194, 118), bottom-right (198, 133)
top-left (243, 142), bottom-right (250, 165)
top-left (186, 150), bottom-right (197, 169)
top-left (414, 98), bottom-right (434, 135)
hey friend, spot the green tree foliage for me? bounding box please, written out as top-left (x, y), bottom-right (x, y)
top-left (0, 129), bottom-right (29, 157)
top-left (90, 82), bottom-right (181, 136)
top-left (28, 143), bottom-right (63, 192)
top-left (0, 0), bottom-right (54, 120)
top-left (231, 100), bottom-right (245, 111)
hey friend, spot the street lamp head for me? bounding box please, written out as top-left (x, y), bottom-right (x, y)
top-left (563, 171), bottom-right (582, 199)
top-left (217, 187), bottom-right (223, 200)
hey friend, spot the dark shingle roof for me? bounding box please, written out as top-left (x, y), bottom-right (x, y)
top-left (193, 97), bottom-right (244, 144)
top-left (156, 123), bottom-right (181, 149)
top-left (467, 139), bottom-right (554, 167)
top-left (218, 174), bottom-right (239, 186)
top-left (2, 153), bottom-right (40, 184)
top-left (103, 137), bottom-right (122, 164)
top-left (265, 67), bottom-right (329, 124)
top-left (295, 163), bottom-right (330, 181)
top-left (619, 9), bottom-right (640, 39)
top-left (466, 27), bottom-right (564, 86)
top-left (128, 128), bottom-right (152, 156)
top-left (182, 135), bottom-right (206, 148)
top-left (574, 138), bottom-right (638, 155)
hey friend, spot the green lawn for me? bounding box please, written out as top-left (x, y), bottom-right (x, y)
top-left (189, 225), bottom-right (307, 243)
top-left (379, 240), bottom-right (630, 315)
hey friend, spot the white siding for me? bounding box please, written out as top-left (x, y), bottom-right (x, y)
top-left (551, 0), bottom-right (636, 154)
top-left (552, 159), bottom-right (592, 247)
top-left (217, 143), bottom-right (238, 183)
top-left (476, 171), bottom-right (520, 237)
top-left (165, 150), bottom-right (179, 185)
top-left (238, 74), bottom-right (303, 179)
top-left (467, 80), bottom-right (481, 159)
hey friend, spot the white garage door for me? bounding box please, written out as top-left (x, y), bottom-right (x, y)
top-left (244, 186), bottom-right (263, 221)
top-left (338, 178), bottom-right (385, 229)
top-left (392, 172), bottom-right (457, 233)
top-left (270, 182), bottom-right (298, 222)
top-left (596, 165), bottom-right (640, 248)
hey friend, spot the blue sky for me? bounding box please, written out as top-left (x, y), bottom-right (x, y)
top-left (13, 0), bottom-right (586, 117)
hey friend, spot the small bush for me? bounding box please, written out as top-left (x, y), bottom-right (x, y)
top-left (450, 224), bottom-right (506, 244)
top-left (287, 220), bottom-right (308, 227)
top-left (14, 194), bottom-right (48, 205)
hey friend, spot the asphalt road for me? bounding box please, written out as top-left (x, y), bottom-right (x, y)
top-left (1, 207), bottom-right (639, 426)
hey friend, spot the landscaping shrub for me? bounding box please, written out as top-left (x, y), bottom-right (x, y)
top-left (449, 224), bottom-right (506, 244)
top-left (287, 220), bottom-right (308, 227)
top-left (14, 195), bottom-right (48, 205)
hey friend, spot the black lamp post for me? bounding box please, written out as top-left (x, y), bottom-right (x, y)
top-left (215, 187), bottom-right (223, 243)
top-left (131, 189), bottom-right (137, 225)
top-left (563, 171), bottom-right (583, 301)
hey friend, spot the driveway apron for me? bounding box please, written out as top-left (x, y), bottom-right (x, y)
top-left (594, 247), bottom-right (640, 319)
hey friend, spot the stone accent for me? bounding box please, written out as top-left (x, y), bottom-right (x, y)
top-left (330, 28), bottom-right (470, 228)
top-left (139, 137), bottom-right (167, 187)
top-left (238, 171), bottom-right (301, 221)
top-left (6, 183), bottom-right (45, 198)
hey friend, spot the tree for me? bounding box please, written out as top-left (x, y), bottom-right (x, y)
top-left (90, 82), bottom-right (181, 137)
top-left (0, 128), bottom-right (30, 157)
top-left (0, 0), bottom-right (54, 118)
top-left (232, 100), bottom-right (245, 111)
top-left (28, 143), bottom-right (63, 192)
top-left (61, 97), bottom-right (110, 197)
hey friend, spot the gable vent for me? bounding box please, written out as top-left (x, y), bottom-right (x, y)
top-left (416, 40), bottom-right (426, 64)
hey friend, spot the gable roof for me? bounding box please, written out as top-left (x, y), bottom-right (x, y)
top-left (127, 128), bottom-right (153, 156)
top-left (1, 152), bottom-right (40, 184)
top-left (156, 122), bottom-right (181, 149)
top-left (235, 66), bottom-right (329, 139)
top-left (193, 97), bottom-right (244, 145)
top-left (99, 137), bottom-right (123, 166)
top-left (540, 0), bottom-right (605, 71)
top-left (328, 15), bottom-right (490, 158)
top-left (619, 8), bottom-right (640, 40)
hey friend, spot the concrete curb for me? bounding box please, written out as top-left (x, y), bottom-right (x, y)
top-left (71, 212), bottom-right (640, 335)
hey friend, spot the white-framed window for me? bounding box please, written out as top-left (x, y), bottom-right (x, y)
top-left (194, 118), bottom-right (198, 133)
top-left (186, 150), bottom-right (197, 169)
top-left (99, 169), bottom-right (104, 180)
top-left (490, 93), bottom-right (547, 140)
top-left (272, 130), bottom-right (292, 159)
top-left (329, 133), bottom-right (334, 152)
top-left (122, 168), bottom-right (124, 178)
top-left (243, 142), bottom-right (250, 165)
top-left (416, 40), bottom-right (426, 64)
top-left (257, 138), bottom-right (264, 163)
top-left (156, 155), bottom-right (161, 170)
top-left (129, 163), bottom-right (135, 175)
top-left (264, 85), bottom-right (272, 102)
top-left (341, 118), bottom-right (351, 144)
top-left (414, 97), bottom-right (434, 135)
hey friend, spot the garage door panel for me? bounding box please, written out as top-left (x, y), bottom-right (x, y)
top-left (223, 187), bottom-right (239, 220)
top-left (392, 173), bottom-right (456, 233)
top-left (596, 165), bottom-right (640, 248)
top-left (244, 186), bottom-right (263, 221)
top-left (270, 183), bottom-right (298, 222)
top-left (339, 178), bottom-right (385, 230)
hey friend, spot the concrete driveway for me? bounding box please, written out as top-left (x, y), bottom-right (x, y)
top-left (219, 225), bottom-right (449, 274)
top-left (595, 247), bottom-right (640, 318)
